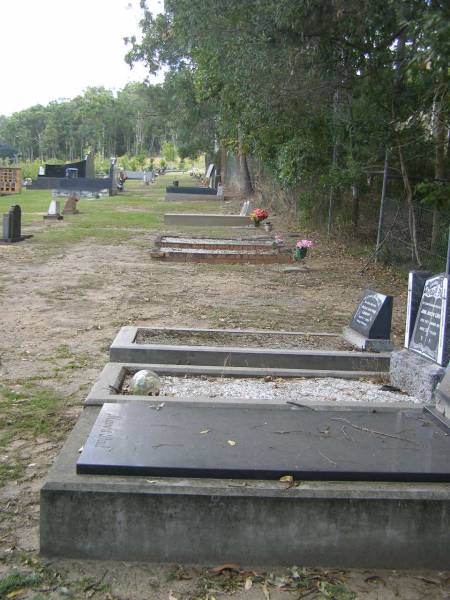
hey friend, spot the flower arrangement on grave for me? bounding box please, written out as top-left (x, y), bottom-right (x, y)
top-left (272, 234), bottom-right (284, 249)
top-left (293, 239), bottom-right (314, 261)
top-left (250, 208), bottom-right (269, 227)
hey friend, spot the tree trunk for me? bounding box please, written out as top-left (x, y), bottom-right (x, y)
top-left (351, 184), bottom-right (359, 232)
top-left (237, 125), bottom-right (253, 197)
top-left (398, 141), bottom-right (422, 266)
top-left (431, 68), bottom-right (448, 252)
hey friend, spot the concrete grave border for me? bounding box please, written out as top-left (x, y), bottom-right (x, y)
top-left (85, 362), bottom-right (418, 407)
top-left (164, 213), bottom-right (251, 227)
top-left (40, 406), bottom-right (450, 568)
top-left (109, 326), bottom-right (391, 375)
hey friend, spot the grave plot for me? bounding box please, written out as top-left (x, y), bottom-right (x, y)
top-left (391, 271), bottom-right (450, 401)
top-left (85, 361), bottom-right (418, 406)
top-left (151, 235), bottom-right (293, 264)
top-left (41, 402), bottom-right (450, 568)
top-left (109, 326), bottom-right (391, 377)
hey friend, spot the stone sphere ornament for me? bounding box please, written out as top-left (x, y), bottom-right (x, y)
top-left (130, 369), bottom-right (161, 396)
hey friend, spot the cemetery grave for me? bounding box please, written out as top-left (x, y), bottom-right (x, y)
top-left (1, 204), bottom-right (32, 243)
top-left (391, 270), bottom-right (450, 401)
top-left (151, 235), bottom-right (293, 264)
top-left (0, 173), bottom-right (448, 594)
top-left (109, 326), bottom-right (390, 376)
top-left (164, 198), bottom-right (253, 227)
top-left (342, 288), bottom-right (394, 351)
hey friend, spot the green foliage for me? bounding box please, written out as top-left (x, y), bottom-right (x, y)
top-left (162, 140), bottom-right (178, 163)
top-left (417, 181), bottom-right (450, 210)
top-left (0, 571), bottom-right (41, 595)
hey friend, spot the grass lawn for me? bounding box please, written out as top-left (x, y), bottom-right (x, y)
top-left (0, 173), bottom-right (224, 247)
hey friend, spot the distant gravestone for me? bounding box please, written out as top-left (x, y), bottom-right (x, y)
top-left (343, 289), bottom-right (393, 351)
top-left (409, 273), bottom-right (450, 366)
top-left (240, 200), bottom-right (251, 216)
top-left (44, 199), bottom-right (63, 221)
top-left (2, 205), bottom-right (22, 243)
top-left (63, 194), bottom-right (80, 214)
top-left (206, 163), bottom-right (215, 179)
top-left (435, 366), bottom-right (450, 419)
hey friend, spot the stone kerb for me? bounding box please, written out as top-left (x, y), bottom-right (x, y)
top-left (109, 326), bottom-right (390, 373)
top-left (163, 213), bottom-right (251, 227)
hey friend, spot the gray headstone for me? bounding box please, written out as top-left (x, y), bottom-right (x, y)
top-left (409, 273), bottom-right (450, 366)
top-left (404, 271), bottom-right (432, 347)
top-left (206, 163), bottom-right (215, 178)
top-left (349, 289), bottom-right (393, 340)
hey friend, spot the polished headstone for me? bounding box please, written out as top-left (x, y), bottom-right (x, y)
top-left (436, 366), bottom-right (450, 419)
top-left (2, 205), bottom-right (21, 242)
top-left (349, 289), bottom-right (393, 339)
top-left (404, 271), bottom-right (432, 347)
top-left (409, 273), bottom-right (450, 366)
top-left (77, 403), bottom-right (450, 482)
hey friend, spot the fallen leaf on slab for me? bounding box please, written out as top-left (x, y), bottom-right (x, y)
top-left (200, 429), bottom-right (210, 434)
top-left (227, 440), bottom-right (237, 446)
top-left (244, 577), bottom-right (253, 591)
top-left (168, 591), bottom-right (178, 600)
top-left (279, 475), bottom-right (294, 484)
top-left (209, 563), bottom-right (240, 573)
top-left (7, 590), bottom-right (26, 599)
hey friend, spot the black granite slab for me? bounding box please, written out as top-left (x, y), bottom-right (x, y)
top-left (3, 205), bottom-right (21, 242)
top-left (409, 273), bottom-right (450, 365)
top-left (166, 186), bottom-right (217, 195)
top-left (77, 403), bottom-right (450, 482)
top-left (349, 290), bottom-right (393, 339)
top-left (404, 271), bottom-right (432, 347)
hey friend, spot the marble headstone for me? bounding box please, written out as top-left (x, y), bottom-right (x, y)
top-left (409, 273), bottom-right (450, 366)
top-left (44, 199), bottom-right (63, 220)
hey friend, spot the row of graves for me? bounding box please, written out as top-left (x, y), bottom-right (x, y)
top-left (27, 153), bottom-right (120, 198)
top-left (40, 283), bottom-right (450, 569)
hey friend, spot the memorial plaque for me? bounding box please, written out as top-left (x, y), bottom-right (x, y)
top-left (77, 403), bottom-right (450, 482)
top-left (349, 289), bottom-right (393, 339)
top-left (409, 273), bottom-right (450, 365)
top-left (404, 271), bottom-right (432, 347)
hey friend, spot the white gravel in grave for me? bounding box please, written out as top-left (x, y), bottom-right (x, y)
top-left (159, 376), bottom-right (421, 405)
top-left (162, 237), bottom-right (271, 246)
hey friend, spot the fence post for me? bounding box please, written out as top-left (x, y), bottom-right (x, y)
top-left (446, 227), bottom-right (450, 276)
top-left (375, 148), bottom-right (389, 262)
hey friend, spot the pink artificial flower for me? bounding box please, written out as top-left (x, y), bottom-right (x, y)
top-left (296, 239), bottom-right (314, 248)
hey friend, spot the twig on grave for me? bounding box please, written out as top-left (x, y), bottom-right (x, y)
top-left (331, 417), bottom-right (418, 444)
top-left (341, 425), bottom-right (354, 442)
top-left (286, 400), bottom-right (316, 410)
top-left (318, 450), bottom-right (337, 465)
top-left (83, 570), bottom-right (108, 592)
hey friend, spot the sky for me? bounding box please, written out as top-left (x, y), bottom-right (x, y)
top-left (0, 0), bottom-right (163, 116)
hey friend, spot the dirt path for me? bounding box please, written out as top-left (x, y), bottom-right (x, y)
top-left (0, 202), bottom-right (448, 599)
